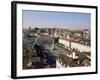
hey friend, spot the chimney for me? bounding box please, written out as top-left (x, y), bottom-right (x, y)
top-left (72, 52), bottom-right (76, 59)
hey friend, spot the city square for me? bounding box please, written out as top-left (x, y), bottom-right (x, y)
top-left (22, 10), bottom-right (91, 69)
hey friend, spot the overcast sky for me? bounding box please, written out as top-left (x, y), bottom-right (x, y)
top-left (23, 10), bottom-right (91, 29)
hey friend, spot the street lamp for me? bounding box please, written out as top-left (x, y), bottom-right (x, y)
top-left (52, 38), bottom-right (55, 50)
top-left (68, 29), bottom-right (71, 49)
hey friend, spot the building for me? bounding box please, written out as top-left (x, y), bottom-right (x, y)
top-left (59, 39), bottom-right (91, 52)
top-left (56, 53), bottom-right (90, 68)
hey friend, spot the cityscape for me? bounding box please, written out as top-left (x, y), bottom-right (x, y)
top-left (23, 10), bottom-right (91, 69)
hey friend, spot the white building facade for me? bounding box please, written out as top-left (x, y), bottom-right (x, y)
top-left (59, 39), bottom-right (91, 52)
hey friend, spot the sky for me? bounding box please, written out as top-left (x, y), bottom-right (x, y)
top-left (23, 10), bottom-right (91, 29)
